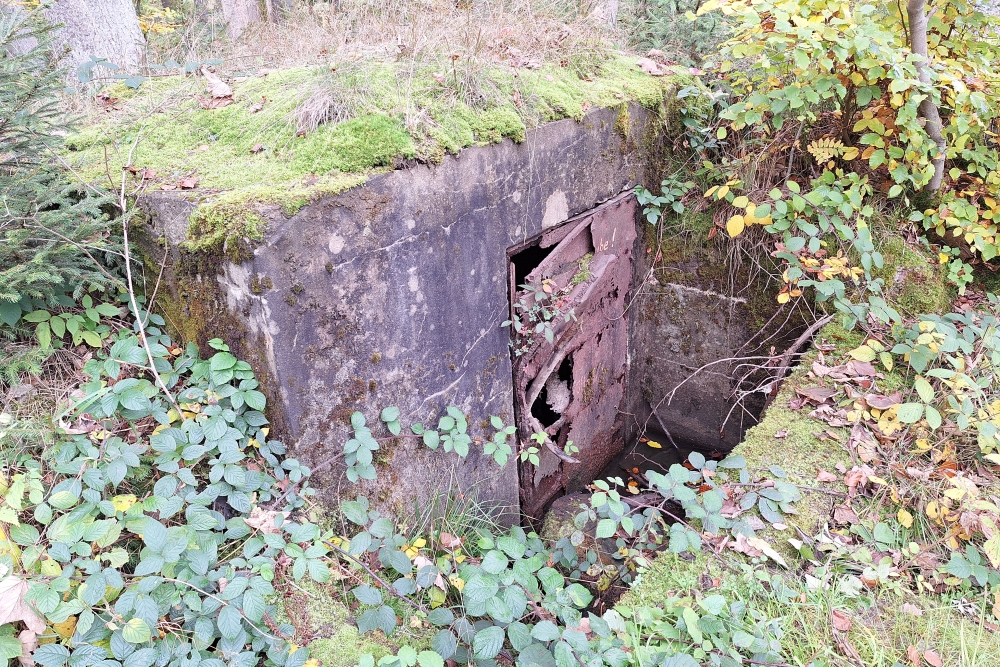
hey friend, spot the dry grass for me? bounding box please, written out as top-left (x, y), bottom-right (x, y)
top-left (145, 0), bottom-right (625, 76)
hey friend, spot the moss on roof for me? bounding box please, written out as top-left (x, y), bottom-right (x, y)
top-left (65, 54), bottom-right (693, 255)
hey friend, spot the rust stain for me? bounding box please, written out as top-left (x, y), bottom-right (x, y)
top-left (512, 193), bottom-right (637, 519)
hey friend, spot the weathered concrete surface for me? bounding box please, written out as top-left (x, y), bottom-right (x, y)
top-left (624, 227), bottom-right (778, 456)
top-left (141, 104), bottom-right (660, 518)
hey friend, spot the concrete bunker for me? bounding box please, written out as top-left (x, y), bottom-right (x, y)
top-left (140, 102), bottom-right (798, 525)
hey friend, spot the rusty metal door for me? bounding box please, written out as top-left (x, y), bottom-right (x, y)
top-left (509, 193), bottom-right (637, 519)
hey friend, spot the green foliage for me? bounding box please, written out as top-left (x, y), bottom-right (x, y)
top-left (635, 174), bottom-right (695, 224)
top-left (626, 0), bottom-right (733, 67)
top-left (504, 282), bottom-right (578, 355)
top-left (0, 10), bottom-right (121, 314)
top-left (691, 0), bottom-right (1000, 315)
top-left (0, 299), bottom-right (335, 667)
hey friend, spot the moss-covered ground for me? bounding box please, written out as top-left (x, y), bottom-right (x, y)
top-left (65, 54), bottom-right (691, 254)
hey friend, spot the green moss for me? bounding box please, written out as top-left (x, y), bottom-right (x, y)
top-left (66, 54), bottom-right (689, 258)
top-left (870, 236), bottom-right (951, 315)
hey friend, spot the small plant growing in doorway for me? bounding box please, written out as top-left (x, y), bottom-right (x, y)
top-left (503, 279), bottom-right (577, 356)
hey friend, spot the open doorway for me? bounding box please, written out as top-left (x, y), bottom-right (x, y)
top-left (507, 192), bottom-right (638, 520)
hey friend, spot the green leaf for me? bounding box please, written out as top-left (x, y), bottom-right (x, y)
top-left (473, 626), bottom-right (505, 659)
top-left (81, 330), bottom-right (104, 347)
top-left (210, 352), bottom-right (238, 371)
top-left (217, 604), bottom-right (243, 639)
top-left (431, 630), bottom-right (457, 660)
top-left (353, 585), bottom-right (383, 606)
top-left (508, 622), bottom-right (533, 651)
top-left (925, 405), bottom-right (942, 429)
top-left (532, 620), bottom-right (561, 642)
top-left (36, 321), bottom-right (51, 348)
top-left (0, 302), bottom-right (21, 327)
top-left (22, 310), bottom-right (51, 323)
top-left (0, 635), bottom-right (22, 660)
top-left (897, 403), bottom-right (924, 424)
top-left (417, 650), bottom-right (444, 667)
top-left (140, 517), bottom-right (168, 552)
top-left (914, 377), bottom-right (934, 403)
top-left (31, 645), bottom-right (68, 667)
top-left (122, 618), bottom-right (152, 644)
top-left (681, 606), bottom-right (702, 643)
top-left (595, 519), bottom-right (616, 539)
top-left (698, 594), bottom-right (726, 616)
top-left (381, 406), bottom-right (400, 422)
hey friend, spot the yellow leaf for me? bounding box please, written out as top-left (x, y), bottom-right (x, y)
top-left (449, 575), bottom-right (465, 591)
top-left (897, 508), bottom-right (913, 528)
top-left (646, 440), bottom-right (662, 449)
top-left (412, 538), bottom-right (426, 548)
top-left (717, 185), bottom-right (730, 200)
top-left (868, 475), bottom-right (888, 485)
top-left (304, 660), bottom-right (321, 667)
top-left (704, 185), bottom-right (719, 198)
top-left (53, 617), bottom-right (77, 639)
top-left (726, 214), bottom-right (745, 237)
top-left (842, 147), bottom-right (859, 160)
top-left (717, 127), bottom-right (727, 140)
top-left (776, 292), bottom-right (790, 304)
top-left (926, 501), bottom-right (940, 520)
top-left (944, 487), bottom-right (967, 501)
top-left (111, 494), bottom-right (137, 513)
top-left (732, 195), bottom-right (749, 208)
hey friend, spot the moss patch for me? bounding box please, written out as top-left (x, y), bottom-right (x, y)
top-left (66, 54), bottom-right (689, 255)
top-left (870, 235), bottom-right (951, 315)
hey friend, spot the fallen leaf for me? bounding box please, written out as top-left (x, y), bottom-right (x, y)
top-left (636, 57), bottom-right (667, 76)
top-left (907, 646), bottom-right (921, 667)
top-left (865, 393), bottom-right (900, 410)
top-left (833, 504), bottom-right (859, 524)
top-left (796, 386), bottom-right (837, 403)
top-left (831, 609), bottom-right (852, 632)
top-left (195, 94), bottom-right (233, 109)
top-left (161, 184), bottom-right (177, 190)
top-left (816, 469), bottom-right (838, 482)
top-left (774, 430), bottom-right (788, 439)
top-left (898, 508), bottom-right (914, 528)
top-left (901, 603), bottom-right (923, 617)
top-left (923, 650), bottom-right (942, 666)
top-left (245, 507), bottom-right (288, 534)
top-left (646, 440), bottom-right (662, 449)
top-left (201, 66), bottom-right (232, 97)
top-left (412, 556), bottom-right (446, 589)
top-left (0, 575), bottom-right (46, 635)
top-left (439, 532), bottom-right (462, 549)
top-left (250, 143), bottom-right (266, 154)
top-left (17, 629), bottom-right (36, 667)
top-left (178, 177), bottom-right (199, 189)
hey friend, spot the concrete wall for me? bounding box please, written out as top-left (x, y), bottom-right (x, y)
top-left (141, 104), bottom-right (659, 518)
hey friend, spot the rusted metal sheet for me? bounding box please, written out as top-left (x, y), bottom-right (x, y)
top-left (511, 193), bottom-right (637, 519)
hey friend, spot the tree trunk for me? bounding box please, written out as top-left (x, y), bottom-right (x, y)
top-left (220, 0), bottom-right (261, 40)
top-left (906, 0), bottom-right (946, 192)
top-left (44, 0), bottom-right (145, 76)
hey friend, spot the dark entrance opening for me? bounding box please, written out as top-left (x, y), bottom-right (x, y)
top-left (507, 193), bottom-right (637, 520)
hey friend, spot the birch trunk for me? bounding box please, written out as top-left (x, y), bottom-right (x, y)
top-left (906, 0), bottom-right (946, 192)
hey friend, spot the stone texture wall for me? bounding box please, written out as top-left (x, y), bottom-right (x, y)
top-left (140, 104), bottom-right (660, 518)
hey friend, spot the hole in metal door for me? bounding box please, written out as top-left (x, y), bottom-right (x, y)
top-left (507, 192), bottom-right (638, 520)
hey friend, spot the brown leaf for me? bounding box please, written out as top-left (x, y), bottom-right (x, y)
top-left (833, 504), bottom-right (859, 524)
top-left (178, 177), bottom-right (199, 189)
top-left (0, 575), bottom-right (46, 635)
top-left (245, 507), bottom-right (288, 534)
top-left (796, 386), bottom-right (837, 403)
top-left (439, 532), bottom-right (462, 549)
top-left (17, 629), bottom-right (37, 667)
top-left (161, 184), bottom-right (177, 190)
top-left (774, 429), bottom-right (788, 439)
top-left (250, 143), bottom-right (266, 154)
top-left (636, 57), bottom-right (667, 76)
top-left (831, 609), bottom-right (852, 632)
top-left (201, 66), bottom-right (232, 97)
top-left (844, 468), bottom-right (865, 488)
top-left (907, 646), bottom-right (921, 667)
top-left (845, 360), bottom-right (877, 377)
top-left (923, 650), bottom-right (943, 667)
top-left (816, 469), bottom-right (838, 482)
top-left (901, 603), bottom-right (924, 617)
top-left (250, 98), bottom-right (266, 113)
top-left (195, 94), bottom-right (233, 110)
top-left (864, 393), bottom-right (899, 410)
